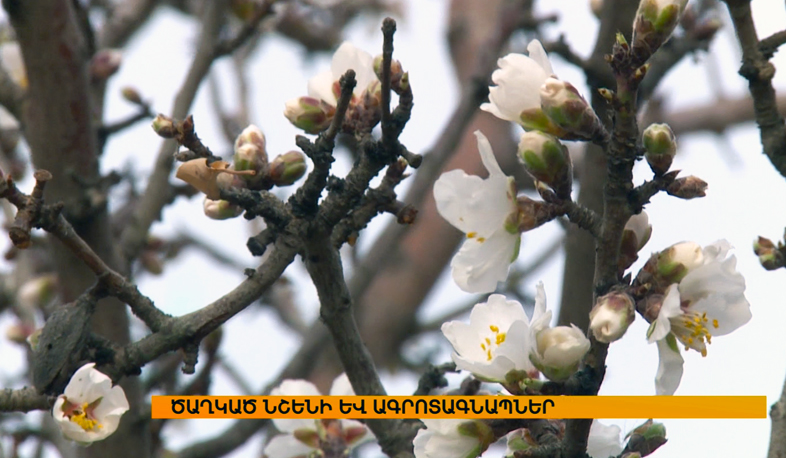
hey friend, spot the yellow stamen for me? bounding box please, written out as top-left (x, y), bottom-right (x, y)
top-left (69, 403), bottom-right (102, 432)
top-left (489, 325), bottom-right (499, 332)
top-left (477, 237), bottom-right (486, 243)
top-left (712, 319), bottom-right (719, 329)
top-left (467, 232), bottom-right (477, 239)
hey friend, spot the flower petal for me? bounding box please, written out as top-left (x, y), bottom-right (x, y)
top-left (450, 229), bottom-right (520, 293)
top-left (329, 373), bottom-right (355, 396)
top-left (307, 70), bottom-right (337, 105)
top-left (648, 284), bottom-right (680, 343)
top-left (330, 42), bottom-right (375, 95)
top-left (264, 433), bottom-right (314, 458)
top-left (586, 420), bottom-right (623, 458)
top-left (526, 40), bottom-right (554, 76)
top-left (655, 337), bottom-right (684, 395)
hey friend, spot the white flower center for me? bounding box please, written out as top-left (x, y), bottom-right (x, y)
top-left (479, 325), bottom-right (506, 361)
top-left (670, 310), bottom-right (719, 357)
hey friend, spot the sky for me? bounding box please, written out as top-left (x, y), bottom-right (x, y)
top-left (3, 0), bottom-right (786, 457)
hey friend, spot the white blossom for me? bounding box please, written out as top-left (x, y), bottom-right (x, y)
top-left (307, 41), bottom-right (378, 106)
top-left (442, 294), bottom-right (537, 383)
top-left (433, 130), bottom-right (520, 293)
top-left (481, 40), bottom-right (553, 123)
top-left (528, 286), bottom-right (590, 382)
top-left (52, 363), bottom-right (129, 444)
top-left (647, 240), bottom-right (751, 395)
top-left (264, 374), bottom-right (372, 458)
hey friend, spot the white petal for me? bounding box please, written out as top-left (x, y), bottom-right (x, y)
top-left (91, 385), bottom-right (129, 419)
top-left (416, 420), bottom-right (481, 458)
top-left (474, 131), bottom-right (504, 178)
top-left (442, 321), bottom-right (488, 362)
top-left (648, 284), bottom-right (680, 343)
top-left (492, 319), bottom-right (535, 373)
top-left (273, 418), bottom-right (316, 435)
top-left (330, 42), bottom-right (376, 96)
top-left (655, 338), bottom-right (684, 395)
top-left (526, 40), bottom-right (554, 76)
top-left (468, 294), bottom-right (531, 332)
top-left (690, 292), bottom-right (751, 337)
top-left (586, 420), bottom-right (623, 458)
top-left (450, 229), bottom-right (519, 293)
top-left (529, 282), bottom-right (552, 332)
top-left (433, 169), bottom-right (489, 234)
top-left (307, 70), bottom-right (337, 105)
top-left (483, 53), bottom-right (548, 121)
top-left (272, 380), bottom-right (321, 397)
top-left (271, 380), bottom-right (321, 432)
top-left (680, 255), bottom-right (745, 299)
top-left (264, 433), bottom-right (314, 458)
top-left (329, 373), bottom-right (355, 396)
top-left (451, 351), bottom-right (515, 382)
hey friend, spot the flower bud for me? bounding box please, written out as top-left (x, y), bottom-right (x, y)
top-left (666, 175), bottom-right (707, 199)
top-left (754, 236), bottom-right (784, 270)
top-left (540, 78), bottom-right (603, 141)
top-left (642, 123), bottom-right (676, 175)
top-left (656, 241), bottom-right (703, 283)
top-left (268, 151), bottom-right (307, 187)
top-left (589, 292), bottom-right (635, 343)
top-left (152, 114), bottom-right (176, 138)
top-left (89, 49), bottom-right (122, 82)
top-left (372, 55), bottom-right (406, 92)
top-left (517, 131), bottom-right (572, 200)
top-left (456, 420), bottom-right (495, 449)
top-left (176, 158), bottom-right (255, 200)
top-left (6, 322), bottom-right (34, 345)
top-left (284, 96), bottom-right (336, 134)
top-left (233, 125), bottom-right (269, 189)
top-left (632, 0), bottom-right (688, 60)
top-left (619, 212), bottom-right (652, 271)
top-left (121, 87), bottom-right (143, 105)
top-left (530, 325), bottom-right (591, 382)
top-left (234, 125), bottom-right (267, 158)
top-left (17, 274), bottom-right (58, 311)
top-left (203, 198), bottom-right (243, 220)
top-left (624, 420), bottom-right (667, 457)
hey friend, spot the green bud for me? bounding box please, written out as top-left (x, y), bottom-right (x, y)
top-left (284, 96), bottom-right (336, 134)
top-left (203, 198), bottom-right (243, 220)
top-left (656, 241), bottom-right (703, 283)
top-left (624, 419), bottom-right (667, 457)
top-left (754, 236), bottom-right (785, 270)
top-left (539, 78), bottom-right (603, 141)
top-left (152, 114), bottom-right (176, 138)
top-left (642, 123), bottom-right (676, 175)
top-left (517, 131), bottom-right (572, 200)
top-left (632, 0), bottom-right (688, 61)
top-left (121, 86), bottom-right (143, 105)
top-left (268, 151), bottom-right (307, 187)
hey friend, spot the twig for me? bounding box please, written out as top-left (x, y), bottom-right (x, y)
top-left (119, 1), bottom-right (278, 262)
top-left (722, 0), bottom-right (786, 178)
top-left (0, 387), bottom-right (53, 413)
